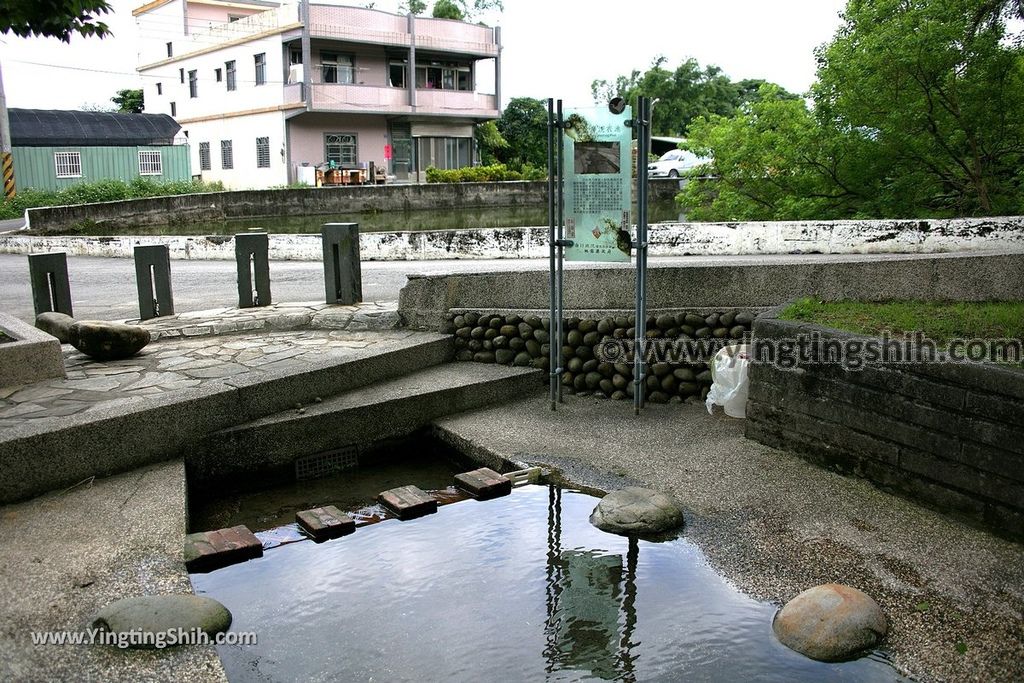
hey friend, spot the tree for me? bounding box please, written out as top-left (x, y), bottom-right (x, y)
top-left (400, 0), bottom-right (428, 14)
top-left (591, 56), bottom-right (797, 137)
top-left (680, 0), bottom-right (1024, 220)
top-left (494, 97), bottom-right (548, 170)
top-left (432, 0), bottom-right (463, 20)
top-left (431, 0), bottom-right (503, 21)
top-left (111, 89), bottom-right (144, 114)
top-left (0, 0), bottom-right (112, 42)
top-left (474, 120), bottom-right (508, 165)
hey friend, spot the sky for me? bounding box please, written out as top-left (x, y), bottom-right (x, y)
top-left (0, 0), bottom-right (848, 111)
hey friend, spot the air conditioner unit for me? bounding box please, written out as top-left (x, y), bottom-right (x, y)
top-left (288, 64), bottom-right (304, 84)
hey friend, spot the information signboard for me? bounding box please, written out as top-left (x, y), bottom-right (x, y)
top-left (561, 105), bottom-right (633, 263)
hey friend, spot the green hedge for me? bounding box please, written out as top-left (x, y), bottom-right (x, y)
top-left (425, 163), bottom-right (546, 183)
top-left (0, 178), bottom-right (226, 220)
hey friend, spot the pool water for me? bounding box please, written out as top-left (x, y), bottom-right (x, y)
top-left (191, 485), bottom-right (903, 682)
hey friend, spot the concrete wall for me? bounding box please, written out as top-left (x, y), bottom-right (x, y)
top-left (397, 252), bottom-right (1024, 330)
top-left (288, 112), bottom-right (389, 170)
top-left (745, 310), bottom-right (1024, 538)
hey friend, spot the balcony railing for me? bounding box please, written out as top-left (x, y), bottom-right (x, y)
top-left (309, 84), bottom-right (498, 117)
top-left (415, 89), bottom-right (498, 116)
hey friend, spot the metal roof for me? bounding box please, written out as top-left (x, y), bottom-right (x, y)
top-left (8, 109), bottom-right (181, 147)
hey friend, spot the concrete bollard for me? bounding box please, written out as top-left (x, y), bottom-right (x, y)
top-left (134, 244), bottom-right (174, 320)
top-left (27, 252), bottom-right (73, 317)
top-left (321, 223), bottom-right (362, 305)
top-left (235, 232), bottom-right (271, 308)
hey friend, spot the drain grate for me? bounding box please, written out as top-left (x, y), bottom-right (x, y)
top-left (295, 445), bottom-right (359, 481)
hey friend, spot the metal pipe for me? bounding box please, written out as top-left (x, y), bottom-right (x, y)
top-left (634, 96), bottom-right (650, 415)
top-left (547, 98), bottom-right (557, 410)
top-left (556, 100), bottom-right (566, 403)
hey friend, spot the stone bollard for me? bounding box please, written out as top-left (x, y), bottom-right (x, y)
top-left (321, 223), bottom-right (362, 305)
top-left (134, 244), bottom-right (175, 320)
top-left (27, 251), bottom-right (73, 317)
top-left (235, 232), bottom-right (271, 308)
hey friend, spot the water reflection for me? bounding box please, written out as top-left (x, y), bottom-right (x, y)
top-left (544, 485), bottom-right (639, 682)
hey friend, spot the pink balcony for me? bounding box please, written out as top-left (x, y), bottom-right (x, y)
top-left (415, 90), bottom-right (498, 117)
top-left (310, 84), bottom-right (413, 113)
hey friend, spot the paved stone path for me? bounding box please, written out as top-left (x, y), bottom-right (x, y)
top-left (0, 325), bottom-right (421, 431)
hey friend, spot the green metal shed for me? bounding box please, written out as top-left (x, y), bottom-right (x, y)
top-left (9, 109), bottom-right (190, 191)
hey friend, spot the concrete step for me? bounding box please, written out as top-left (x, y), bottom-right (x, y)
top-left (190, 362), bottom-right (542, 483)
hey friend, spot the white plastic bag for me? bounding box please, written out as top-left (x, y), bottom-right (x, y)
top-left (705, 344), bottom-right (751, 418)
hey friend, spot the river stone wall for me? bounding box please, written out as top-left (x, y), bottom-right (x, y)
top-left (746, 308), bottom-right (1024, 538)
top-left (21, 179), bottom-right (683, 232)
top-left (446, 308), bottom-right (757, 403)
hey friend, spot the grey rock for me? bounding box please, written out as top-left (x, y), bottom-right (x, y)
top-left (735, 311), bottom-right (756, 326)
top-left (35, 312), bottom-right (75, 344)
top-left (773, 584), bottom-right (887, 662)
top-left (473, 351), bottom-right (495, 363)
top-left (589, 487), bottom-right (685, 535)
top-left (69, 320), bottom-right (151, 361)
top-left (91, 594), bottom-right (231, 649)
top-left (509, 336), bottom-right (526, 351)
top-left (495, 349), bottom-right (516, 365)
top-left (513, 352), bottom-right (532, 367)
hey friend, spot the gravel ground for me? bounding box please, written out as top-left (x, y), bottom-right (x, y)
top-left (434, 394), bottom-right (1024, 683)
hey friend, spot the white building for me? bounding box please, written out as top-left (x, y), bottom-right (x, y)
top-left (134, 0), bottom-right (502, 188)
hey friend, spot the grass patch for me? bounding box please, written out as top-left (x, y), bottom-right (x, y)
top-left (780, 299), bottom-right (1024, 349)
top-left (0, 178), bottom-right (226, 220)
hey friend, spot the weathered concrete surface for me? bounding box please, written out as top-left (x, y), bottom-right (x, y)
top-left (3, 215), bottom-right (1021, 261)
top-left (0, 460), bottom-right (226, 681)
top-left (433, 396), bottom-right (1024, 683)
top-left (0, 312), bottom-right (65, 387)
top-left (400, 251), bottom-right (1024, 330)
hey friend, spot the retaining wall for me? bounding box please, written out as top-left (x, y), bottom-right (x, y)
top-left (745, 310), bottom-right (1024, 537)
top-left (3, 215), bottom-right (1022, 262)
top-left (21, 179), bottom-right (683, 232)
top-left (398, 252), bottom-right (1024, 330)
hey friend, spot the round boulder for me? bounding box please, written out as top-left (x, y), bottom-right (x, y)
top-left (773, 583), bottom-right (887, 662)
top-left (91, 594), bottom-right (232, 649)
top-left (35, 312), bottom-right (75, 344)
top-left (589, 487), bottom-right (684, 536)
top-left (69, 321), bottom-right (151, 361)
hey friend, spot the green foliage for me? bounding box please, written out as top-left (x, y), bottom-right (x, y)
top-left (679, 0), bottom-right (1024, 221)
top-left (425, 163), bottom-right (544, 183)
top-left (399, 0), bottom-right (427, 13)
top-left (780, 298), bottom-right (1024, 348)
top-left (431, 0), bottom-right (463, 19)
top-left (0, 178), bottom-right (225, 219)
top-left (0, 0), bottom-right (112, 42)
top-left (475, 120), bottom-right (508, 165)
top-left (494, 97), bottom-right (548, 170)
top-left (111, 88), bottom-right (144, 114)
top-left (591, 56), bottom-right (798, 137)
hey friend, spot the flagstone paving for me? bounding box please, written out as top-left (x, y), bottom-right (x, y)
top-left (0, 327), bottom-right (424, 431)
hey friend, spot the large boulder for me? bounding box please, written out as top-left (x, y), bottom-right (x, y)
top-left (773, 583), bottom-right (887, 661)
top-left (589, 487), bottom-right (684, 535)
top-left (91, 594), bottom-right (232, 649)
top-left (69, 320), bottom-right (151, 360)
top-left (35, 312), bottom-right (75, 344)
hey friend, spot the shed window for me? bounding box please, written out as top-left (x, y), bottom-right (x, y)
top-left (221, 140), bottom-right (234, 170)
top-left (199, 142), bottom-right (211, 171)
top-left (54, 152), bottom-right (82, 178)
top-left (256, 137), bottom-right (270, 168)
top-left (138, 150), bottom-right (163, 176)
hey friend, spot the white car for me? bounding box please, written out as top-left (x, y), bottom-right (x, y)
top-left (648, 149), bottom-right (706, 178)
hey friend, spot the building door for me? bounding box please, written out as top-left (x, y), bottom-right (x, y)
top-left (389, 124), bottom-right (412, 180)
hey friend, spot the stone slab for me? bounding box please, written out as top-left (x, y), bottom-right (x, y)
top-left (379, 485), bottom-right (437, 520)
top-left (184, 525), bottom-right (263, 573)
top-left (296, 505), bottom-right (356, 541)
top-left (454, 467), bottom-right (512, 500)
top-left (0, 311), bottom-right (65, 387)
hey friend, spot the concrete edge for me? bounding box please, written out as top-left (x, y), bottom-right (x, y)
top-left (0, 312), bottom-right (66, 386)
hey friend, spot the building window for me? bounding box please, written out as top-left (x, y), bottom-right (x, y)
top-left (215, 68), bottom-right (222, 83)
top-left (290, 49), bottom-right (302, 65)
top-left (416, 62), bottom-right (471, 91)
top-left (221, 140), bottom-right (233, 170)
top-left (156, 82), bottom-right (162, 95)
top-left (228, 14), bottom-right (244, 22)
top-left (254, 53), bottom-right (266, 86)
top-left (54, 151), bottom-right (82, 178)
top-left (226, 61), bottom-right (236, 91)
top-left (170, 102), bottom-right (177, 117)
top-left (166, 42), bottom-right (173, 58)
top-left (256, 137), bottom-right (270, 168)
top-left (321, 53), bottom-right (354, 84)
top-left (138, 150), bottom-right (163, 176)
top-left (179, 68), bottom-right (184, 84)
top-left (388, 59), bottom-right (406, 88)
top-left (417, 137), bottom-right (472, 170)
top-left (188, 70), bottom-right (198, 98)
top-left (325, 133), bottom-right (357, 165)
top-left (199, 142), bottom-right (211, 171)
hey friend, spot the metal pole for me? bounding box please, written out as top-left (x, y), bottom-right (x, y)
top-left (556, 100), bottom-right (566, 404)
top-left (634, 97), bottom-right (650, 415)
top-left (547, 98), bottom-right (557, 411)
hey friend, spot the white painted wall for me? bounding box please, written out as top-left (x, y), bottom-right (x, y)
top-left (184, 111), bottom-right (288, 188)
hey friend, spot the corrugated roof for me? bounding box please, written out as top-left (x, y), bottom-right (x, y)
top-left (8, 109), bottom-right (181, 147)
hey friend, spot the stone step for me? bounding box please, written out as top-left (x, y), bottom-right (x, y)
top-left (454, 467), bottom-right (512, 500)
top-left (191, 362), bottom-right (541, 483)
top-left (296, 506), bottom-right (356, 541)
top-left (379, 485), bottom-right (438, 520)
top-left (184, 525), bottom-right (263, 573)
